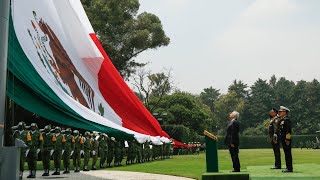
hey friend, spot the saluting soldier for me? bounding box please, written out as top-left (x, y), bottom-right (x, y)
top-left (62, 128), bottom-right (75, 174)
top-left (83, 131), bottom-right (92, 171)
top-left (268, 108), bottom-right (281, 169)
top-left (41, 125), bottom-right (56, 176)
top-left (52, 127), bottom-right (65, 175)
top-left (91, 132), bottom-right (99, 170)
top-left (73, 130), bottom-right (84, 172)
top-left (27, 123), bottom-right (43, 178)
top-left (99, 133), bottom-right (108, 168)
top-left (12, 122), bottom-right (31, 179)
top-left (279, 106), bottom-right (293, 173)
top-left (107, 137), bottom-right (116, 168)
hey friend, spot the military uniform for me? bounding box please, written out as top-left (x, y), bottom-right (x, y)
top-left (99, 134), bottom-right (108, 168)
top-left (27, 123), bottom-right (43, 178)
top-left (268, 108), bottom-right (281, 169)
top-left (143, 141), bottom-right (150, 162)
top-left (62, 128), bottom-right (75, 174)
top-left (12, 122), bottom-right (31, 179)
top-left (114, 140), bottom-right (124, 166)
top-left (107, 137), bottom-right (115, 167)
top-left (52, 127), bottom-right (66, 175)
top-left (83, 131), bottom-right (92, 171)
top-left (91, 133), bottom-right (99, 170)
top-left (41, 125), bottom-right (56, 176)
top-left (279, 106), bottom-right (293, 173)
top-left (73, 130), bottom-right (84, 172)
top-left (127, 140), bottom-right (135, 164)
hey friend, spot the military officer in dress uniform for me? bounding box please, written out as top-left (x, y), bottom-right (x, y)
top-left (62, 128), bottom-right (75, 174)
top-left (52, 127), bottom-right (65, 175)
top-left (83, 131), bottom-right (92, 171)
top-left (12, 122), bottom-right (31, 179)
top-left (41, 125), bottom-right (56, 176)
top-left (279, 106), bottom-right (293, 173)
top-left (224, 111), bottom-right (240, 172)
top-left (27, 123), bottom-right (43, 178)
top-left (268, 108), bottom-right (281, 169)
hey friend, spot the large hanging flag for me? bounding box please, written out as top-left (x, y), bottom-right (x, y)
top-left (7, 0), bottom-right (170, 143)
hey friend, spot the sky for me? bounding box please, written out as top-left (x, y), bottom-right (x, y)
top-left (135, 0), bottom-right (320, 94)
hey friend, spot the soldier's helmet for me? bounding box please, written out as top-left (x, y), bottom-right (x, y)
top-left (17, 121), bottom-right (26, 130)
top-left (92, 132), bottom-right (97, 138)
top-left (30, 123), bottom-right (38, 130)
top-left (65, 128), bottom-right (71, 134)
top-left (55, 126), bottom-right (61, 133)
top-left (73, 130), bottom-right (79, 135)
top-left (44, 125), bottom-right (51, 133)
top-left (111, 137), bottom-right (116, 142)
top-left (84, 131), bottom-right (91, 137)
top-left (103, 133), bottom-right (108, 138)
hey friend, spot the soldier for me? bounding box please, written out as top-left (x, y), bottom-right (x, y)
top-left (41, 125), bottom-right (56, 176)
top-left (136, 141), bottom-right (142, 163)
top-left (83, 131), bottom-right (92, 171)
top-left (12, 122), bottom-right (31, 179)
top-left (114, 140), bottom-right (125, 166)
top-left (27, 123), bottom-right (43, 178)
top-left (279, 106), bottom-right (293, 173)
top-left (268, 108), bottom-right (281, 169)
top-left (62, 128), bottom-right (75, 174)
top-left (52, 126), bottom-right (65, 175)
top-left (73, 130), bottom-right (84, 172)
top-left (126, 140), bottom-right (134, 165)
top-left (107, 137), bottom-right (116, 168)
top-left (91, 132), bottom-right (99, 170)
top-left (99, 133), bottom-right (108, 168)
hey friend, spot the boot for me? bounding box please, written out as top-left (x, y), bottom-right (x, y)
top-left (92, 165), bottom-right (96, 170)
top-left (52, 168), bottom-right (60, 175)
top-left (19, 171), bottom-right (23, 180)
top-left (74, 167), bottom-right (80, 173)
top-left (83, 166), bottom-right (89, 171)
top-left (27, 170), bottom-right (33, 178)
top-left (42, 169), bottom-right (49, 176)
top-left (63, 167), bottom-right (70, 174)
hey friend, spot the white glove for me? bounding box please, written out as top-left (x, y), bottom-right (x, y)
top-left (80, 150), bottom-right (84, 156)
top-left (92, 150), bottom-right (96, 156)
top-left (50, 149), bottom-right (54, 156)
top-left (70, 150), bottom-right (74, 157)
top-left (62, 150), bottom-right (65, 155)
top-left (25, 149), bottom-right (30, 157)
top-left (37, 149), bottom-right (41, 154)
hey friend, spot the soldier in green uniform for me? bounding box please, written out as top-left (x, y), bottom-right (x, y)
top-left (268, 108), bottom-right (281, 169)
top-left (91, 132), bottom-right (99, 170)
top-left (52, 127), bottom-right (65, 175)
top-left (27, 123), bottom-right (43, 178)
top-left (136, 141), bottom-right (142, 163)
top-left (107, 137), bottom-right (116, 168)
top-left (99, 133), bottom-right (108, 168)
top-left (12, 121), bottom-right (31, 179)
top-left (73, 130), bottom-right (84, 172)
top-left (143, 141), bottom-right (150, 162)
top-left (83, 131), bottom-right (92, 171)
top-left (62, 128), bottom-right (75, 174)
top-left (114, 140), bottom-right (124, 166)
top-left (41, 125), bottom-right (56, 176)
top-left (279, 106), bottom-right (293, 173)
top-left (126, 140), bottom-right (134, 165)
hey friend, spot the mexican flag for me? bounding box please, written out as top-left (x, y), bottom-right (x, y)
top-left (7, 0), bottom-right (170, 143)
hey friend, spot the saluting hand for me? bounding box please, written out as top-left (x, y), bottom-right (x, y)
top-left (231, 144), bottom-right (235, 148)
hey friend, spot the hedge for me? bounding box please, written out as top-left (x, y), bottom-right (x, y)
top-left (214, 134), bottom-right (318, 149)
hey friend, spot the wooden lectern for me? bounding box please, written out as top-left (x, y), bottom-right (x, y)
top-left (204, 130), bottom-right (219, 173)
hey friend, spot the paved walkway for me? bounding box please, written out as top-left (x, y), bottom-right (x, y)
top-left (23, 170), bottom-right (195, 180)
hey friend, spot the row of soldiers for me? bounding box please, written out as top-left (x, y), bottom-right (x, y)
top-left (12, 122), bottom-right (173, 179)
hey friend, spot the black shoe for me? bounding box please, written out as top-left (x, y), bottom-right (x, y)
top-left (83, 169), bottom-right (90, 171)
top-left (282, 169), bottom-right (293, 173)
top-left (230, 169), bottom-right (240, 172)
top-left (271, 166), bottom-right (281, 169)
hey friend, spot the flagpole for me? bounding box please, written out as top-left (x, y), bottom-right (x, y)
top-left (0, 0), bottom-right (10, 147)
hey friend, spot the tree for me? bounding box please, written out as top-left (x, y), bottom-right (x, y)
top-left (228, 80), bottom-right (248, 99)
top-left (132, 68), bottom-right (173, 112)
top-left (200, 86), bottom-right (220, 112)
top-left (81, 0), bottom-right (170, 78)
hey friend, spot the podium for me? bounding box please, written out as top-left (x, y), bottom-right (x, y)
top-left (204, 130), bottom-right (219, 172)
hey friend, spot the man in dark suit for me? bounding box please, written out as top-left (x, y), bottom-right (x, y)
top-left (279, 106), bottom-right (293, 173)
top-left (224, 111), bottom-right (240, 172)
top-left (268, 108), bottom-right (281, 169)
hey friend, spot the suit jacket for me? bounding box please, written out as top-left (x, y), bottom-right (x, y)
top-left (224, 120), bottom-right (240, 146)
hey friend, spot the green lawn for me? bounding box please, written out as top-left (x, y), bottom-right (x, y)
top-left (29, 148), bottom-right (320, 180)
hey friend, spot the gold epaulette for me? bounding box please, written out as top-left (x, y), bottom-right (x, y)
top-left (204, 130), bottom-right (218, 141)
top-left (286, 133), bottom-right (292, 140)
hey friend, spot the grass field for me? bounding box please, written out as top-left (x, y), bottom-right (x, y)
top-left (29, 148), bottom-right (320, 179)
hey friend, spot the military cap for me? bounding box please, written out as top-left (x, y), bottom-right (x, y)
top-left (73, 130), bottom-right (79, 134)
top-left (44, 125), bottom-right (51, 130)
top-left (271, 108), bottom-right (278, 113)
top-left (84, 131), bottom-right (91, 136)
top-left (111, 137), bottom-right (116, 141)
top-left (279, 106), bottom-right (290, 112)
top-left (65, 128), bottom-right (72, 132)
top-left (55, 126), bottom-right (61, 132)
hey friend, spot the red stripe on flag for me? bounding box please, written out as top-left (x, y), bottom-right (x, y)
top-left (90, 33), bottom-right (169, 138)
